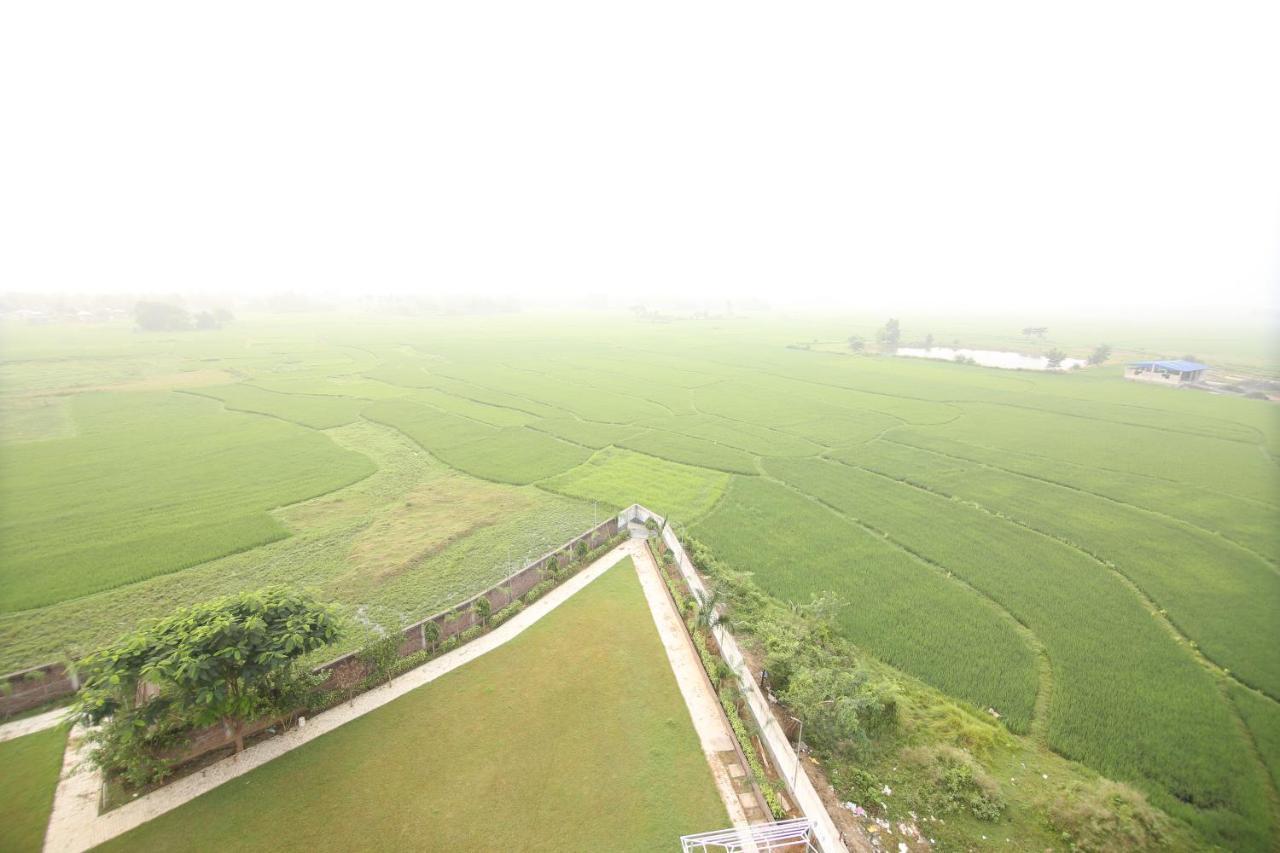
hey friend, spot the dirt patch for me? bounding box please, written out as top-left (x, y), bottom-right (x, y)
top-left (341, 474), bottom-right (536, 586)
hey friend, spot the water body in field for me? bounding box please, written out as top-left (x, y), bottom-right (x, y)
top-left (896, 347), bottom-right (1087, 371)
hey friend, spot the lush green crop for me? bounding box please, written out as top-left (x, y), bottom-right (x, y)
top-left (620, 429), bottom-right (758, 474)
top-left (398, 388), bottom-right (535, 427)
top-left (363, 398), bottom-right (498, 452)
top-left (542, 447), bottom-right (729, 522)
top-left (913, 401), bottom-right (1277, 506)
top-left (765, 457), bottom-right (1265, 842)
top-left (643, 414), bottom-right (822, 457)
top-left (185, 384), bottom-right (367, 429)
top-left (692, 476), bottom-right (1039, 730)
top-left (840, 439), bottom-right (1280, 703)
top-left (1229, 686), bottom-right (1280, 794)
top-left (0, 392), bottom-right (374, 611)
top-left (438, 428), bottom-right (591, 485)
top-left (3, 314), bottom-right (1277, 850)
top-left (529, 417), bottom-right (643, 448)
top-left (883, 429), bottom-right (1279, 562)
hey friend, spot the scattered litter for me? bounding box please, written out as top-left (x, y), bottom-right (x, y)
top-left (898, 844), bottom-right (909, 853)
top-left (1042, 773), bottom-right (1049, 780)
top-left (882, 784), bottom-right (893, 796)
top-left (987, 706), bottom-right (1002, 719)
top-left (842, 802), bottom-right (868, 818)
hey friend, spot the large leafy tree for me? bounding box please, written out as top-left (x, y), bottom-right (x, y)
top-left (77, 588), bottom-right (339, 754)
top-left (876, 318), bottom-right (901, 350)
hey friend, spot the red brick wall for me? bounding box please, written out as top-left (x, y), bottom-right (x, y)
top-left (0, 663), bottom-right (77, 718)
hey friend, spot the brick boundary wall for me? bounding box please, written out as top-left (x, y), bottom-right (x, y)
top-left (310, 516), bottom-right (619, 690)
top-left (0, 517), bottom-right (620, 720)
top-left (0, 662), bottom-right (80, 717)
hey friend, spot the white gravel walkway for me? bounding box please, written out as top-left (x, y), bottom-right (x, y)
top-left (631, 541), bottom-right (753, 830)
top-left (43, 543), bottom-right (637, 853)
top-left (0, 707), bottom-right (66, 744)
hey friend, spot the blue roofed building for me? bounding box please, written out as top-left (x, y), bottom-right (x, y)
top-left (1125, 359), bottom-right (1210, 385)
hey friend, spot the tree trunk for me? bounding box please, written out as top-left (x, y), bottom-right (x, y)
top-left (226, 717), bottom-right (245, 754)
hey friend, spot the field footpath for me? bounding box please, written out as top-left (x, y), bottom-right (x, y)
top-left (41, 539), bottom-right (755, 853)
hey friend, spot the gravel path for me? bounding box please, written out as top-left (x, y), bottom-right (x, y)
top-left (0, 707), bottom-right (66, 744)
top-left (631, 541), bottom-right (753, 830)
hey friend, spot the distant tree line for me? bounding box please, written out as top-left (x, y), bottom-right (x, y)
top-left (134, 301), bottom-right (234, 332)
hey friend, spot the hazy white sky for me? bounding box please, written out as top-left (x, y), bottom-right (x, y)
top-left (2, 1), bottom-right (1277, 310)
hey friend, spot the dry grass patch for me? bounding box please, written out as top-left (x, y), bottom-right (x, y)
top-left (343, 474), bottom-right (536, 584)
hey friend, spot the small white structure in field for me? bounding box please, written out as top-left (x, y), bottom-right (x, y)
top-left (1125, 360), bottom-right (1209, 386)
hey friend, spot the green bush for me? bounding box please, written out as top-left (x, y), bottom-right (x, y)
top-left (489, 601), bottom-right (524, 629)
top-left (901, 745), bottom-right (1004, 821)
top-left (358, 632), bottom-right (402, 687)
top-left (719, 691), bottom-right (787, 819)
top-left (829, 765), bottom-right (881, 806)
top-left (459, 626), bottom-right (483, 644)
top-left (524, 580), bottom-right (555, 604)
top-left (86, 707), bottom-right (188, 788)
top-left (1048, 780), bottom-right (1168, 852)
top-left (422, 621), bottom-right (441, 652)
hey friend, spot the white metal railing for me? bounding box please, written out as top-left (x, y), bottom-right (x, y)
top-left (681, 817), bottom-right (817, 852)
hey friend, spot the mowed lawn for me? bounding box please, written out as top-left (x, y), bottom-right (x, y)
top-left (0, 726), bottom-right (68, 853)
top-left (101, 558), bottom-right (727, 852)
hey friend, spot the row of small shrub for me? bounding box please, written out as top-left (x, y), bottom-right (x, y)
top-left (688, 616), bottom-right (786, 819)
top-left (720, 687), bottom-right (787, 819)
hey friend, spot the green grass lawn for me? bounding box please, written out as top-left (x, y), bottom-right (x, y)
top-left (0, 726), bottom-right (68, 853)
top-left (101, 558), bottom-right (727, 852)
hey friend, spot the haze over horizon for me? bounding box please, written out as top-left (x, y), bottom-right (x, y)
top-left (2, 1), bottom-right (1278, 312)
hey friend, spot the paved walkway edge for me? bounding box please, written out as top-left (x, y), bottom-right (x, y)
top-left (0, 707), bottom-right (66, 743)
top-left (630, 541), bottom-right (753, 831)
top-left (622, 505), bottom-right (851, 853)
top-left (42, 545), bottom-right (635, 853)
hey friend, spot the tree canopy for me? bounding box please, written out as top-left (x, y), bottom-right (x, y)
top-left (76, 588), bottom-right (339, 753)
top-left (877, 318), bottom-right (901, 350)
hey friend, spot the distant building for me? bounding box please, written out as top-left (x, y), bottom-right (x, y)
top-left (1125, 360), bottom-right (1209, 385)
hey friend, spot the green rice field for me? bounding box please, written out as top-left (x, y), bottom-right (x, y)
top-left (1, 312), bottom-right (1277, 849)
